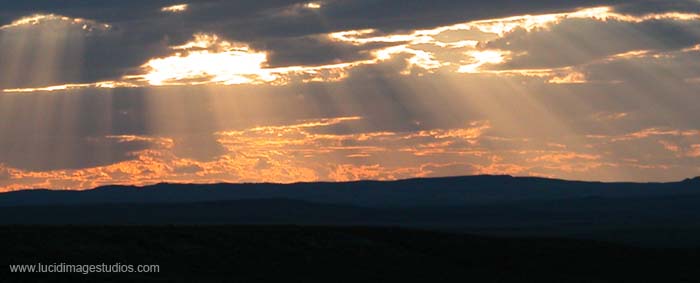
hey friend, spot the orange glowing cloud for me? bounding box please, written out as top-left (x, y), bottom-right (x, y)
top-left (2, 113), bottom-right (673, 191)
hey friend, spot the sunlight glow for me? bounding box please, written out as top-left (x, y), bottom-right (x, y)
top-left (1, 2), bottom-right (699, 191)
top-left (458, 51), bottom-right (508, 73)
top-left (304, 2), bottom-right (322, 9)
top-left (133, 34), bottom-right (385, 86)
top-left (468, 7), bottom-right (700, 35)
top-left (3, 81), bottom-right (138, 93)
top-left (141, 49), bottom-right (273, 86)
top-left (161, 4), bottom-right (189, 13)
top-left (2, 110), bottom-right (654, 190)
top-left (5, 6), bottom-right (700, 92)
top-left (0, 14), bottom-right (70, 29)
top-left (0, 14), bottom-right (109, 30)
top-left (547, 71), bottom-right (587, 84)
top-left (134, 34), bottom-right (275, 85)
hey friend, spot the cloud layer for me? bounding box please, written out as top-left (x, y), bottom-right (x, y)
top-left (1, 1), bottom-right (700, 189)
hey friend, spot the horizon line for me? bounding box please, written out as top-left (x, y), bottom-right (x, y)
top-left (6, 174), bottom-right (699, 194)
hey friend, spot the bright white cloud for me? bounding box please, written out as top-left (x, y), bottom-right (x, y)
top-left (161, 4), bottom-right (188, 13)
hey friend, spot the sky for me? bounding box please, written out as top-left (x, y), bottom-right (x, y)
top-left (0, 0), bottom-right (700, 190)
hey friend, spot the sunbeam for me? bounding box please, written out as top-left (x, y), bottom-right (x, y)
top-left (0, 3), bottom-right (699, 190)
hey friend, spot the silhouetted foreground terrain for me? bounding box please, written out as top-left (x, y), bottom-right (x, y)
top-left (3, 176), bottom-right (700, 281)
top-left (1, 226), bottom-right (699, 283)
top-left (1, 175), bottom-right (700, 247)
top-left (3, 175), bottom-right (699, 207)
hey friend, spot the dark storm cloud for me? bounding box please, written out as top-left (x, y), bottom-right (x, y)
top-left (252, 36), bottom-right (397, 67)
top-left (583, 49), bottom-right (700, 83)
top-left (484, 18), bottom-right (700, 70)
top-left (0, 0), bottom-right (665, 88)
top-left (614, 0), bottom-right (700, 15)
top-left (0, 0), bottom-right (631, 32)
top-left (0, 0), bottom-right (200, 26)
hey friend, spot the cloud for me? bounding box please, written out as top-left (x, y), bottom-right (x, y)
top-left (3, 108), bottom-right (697, 191)
top-left (161, 4), bottom-right (189, 13)
top-left (252, 35), bottom-right (395, 67)
top-left (0, 135), bottom-right (157, 171)
top-left (484, 17), bottom-right (700, 70)
top-left (173, 164), bottom-right (204, 174)
top-left (0, 167), bottom-right (10, 181)
top-left (172, 134), bottom-right (226, 162)
top-left (614, 0), bottom-right (700, 15)
top-left (0, 13), bottom-right (171, 89)
top-left (1, 1), bottom-right (700, 189)
top-left (1, 0), bottom-right (677, 90)
top-left (580, 47), bottom-right (700, 83)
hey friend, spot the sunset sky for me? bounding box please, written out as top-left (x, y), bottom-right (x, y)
top-left (1, 0), bottom-right (700, 190)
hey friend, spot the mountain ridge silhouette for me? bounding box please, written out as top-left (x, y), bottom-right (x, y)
top-left (0, 174), bottom-right (698, 208)
top-left (1, 175), bottom-right (700, 247)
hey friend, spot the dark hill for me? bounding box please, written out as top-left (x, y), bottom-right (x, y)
top-left (1, 175), bottom-right (698, 207)
top-left (2, 175), bottom-right (700, 247)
